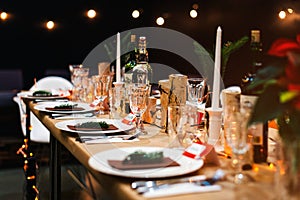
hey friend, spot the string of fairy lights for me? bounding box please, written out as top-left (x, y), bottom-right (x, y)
top-left (0, 3), bottom-right (298, 30)
top-left (0, 8), bottom-right (171, 29)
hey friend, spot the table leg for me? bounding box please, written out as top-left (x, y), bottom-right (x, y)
top-left (50, 134), bottom-right (61, 200)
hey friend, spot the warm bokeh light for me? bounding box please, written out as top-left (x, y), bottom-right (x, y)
top-left (287, 8), bottom-right (294, 14)
top-left (87, 9), bottom-right (97, 19)
top-left (132, 10), bottom-right (140, 18)
top-left (279, 10), bottom-right (286, 19)
top-left (156, 17), bottom-right (164, 25)
top-left (0, 12), bottom-right (8, 20)
top-left (46, 21), bottom-right (55, 30)
top-left (192, 3), bottom-right (199, 10)
top-left (190, 9), bottom-right (198, 18)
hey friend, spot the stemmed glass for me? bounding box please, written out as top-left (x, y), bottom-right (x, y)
top-left (187, 77), bottom-right (206, 106)
top-left (92, 75), bottom-right (111, 115)
top-left (129, 84), bottom-right (149, 136)
top-left (187, 77), bottom-right (207, 136)
top-left (225, 110), bottom-right (253, 184)
top-left (69, 64), bottom-right (83, 84)
top-left (72, 67), bottom-right (89, 102)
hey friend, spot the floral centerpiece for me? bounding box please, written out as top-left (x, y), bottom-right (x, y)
top-left (249, 34), bottom-right (300, 197)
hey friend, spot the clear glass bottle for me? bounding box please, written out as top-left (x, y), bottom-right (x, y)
top-left (132, 36), bottom-right (152, 84)
top-left (240, 29), bottom-right (268, 163)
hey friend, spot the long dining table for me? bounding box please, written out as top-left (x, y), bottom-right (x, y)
top-left (23, 97), bottom-right (278, 200)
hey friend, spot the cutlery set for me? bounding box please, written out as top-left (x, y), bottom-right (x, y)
top-left (79, 134), bottom-right (138, 143)
top-left (52, 112), bottom-right (95, 119)
top-left (131, 169), bottom-right (225, 195)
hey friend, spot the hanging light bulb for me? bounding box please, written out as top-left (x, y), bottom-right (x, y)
top-left (46, 21), bottom-right (55, 30)
top-left (190, 9), bottom-right (198, 18)
top-left (132, 10), bottom-right (140, 18)
top-left (278, 10), bottom-right (287, 19)
top-left (0, 11), bottom-right (8, 21)
top-left (156, 17), bottom-right (164, 26)
top-left (87, 9), bottom-right (97, 19)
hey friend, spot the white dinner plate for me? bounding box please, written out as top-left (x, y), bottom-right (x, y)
top-left (88, 147), bottom-right (204, 178)
top-left (34, 102), bottom-right (96, 114)
top-left (55, 118), bottom-right (135, 134)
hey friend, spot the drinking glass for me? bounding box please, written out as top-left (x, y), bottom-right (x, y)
top-left (167, 105), bottom-right (187, 148)
top-left (69, 64), bottom-right (83, 84)
top-left (72, 67), bottom-right (89, 102)
top-left (225, 110), bottom-right (253, 184)
top-left (92, 75), bottom-right (111, 115)
top-left (187, 77), bottom-right (206, 106)
top-left (129, 84), bottom-right (149, 136)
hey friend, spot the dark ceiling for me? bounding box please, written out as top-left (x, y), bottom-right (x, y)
top-left (1, 0), bottom-right (299, 87)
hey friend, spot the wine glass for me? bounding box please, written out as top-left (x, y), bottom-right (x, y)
top-left (187, 77), bottom-right (206, 106)
top-left (225, 110), bottom-right (253, 184)
top-left (92, 75), bottom-right (111, 115)
top-left (129, 84), bottom-right (149, 136)
top-left (72, 67), bottom-right (89, 102)
top-left (69, 64), bottom-right (83, 84)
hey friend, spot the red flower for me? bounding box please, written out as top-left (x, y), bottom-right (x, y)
top-left (268, 34), bottom-right (300, 57)
top-left (268, 35), bottom-right (300, 84)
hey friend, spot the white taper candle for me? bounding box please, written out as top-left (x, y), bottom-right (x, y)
top-left (116, 32), bottom-right (121, 82)
top-left (212, 26), bottom-right (222, 110)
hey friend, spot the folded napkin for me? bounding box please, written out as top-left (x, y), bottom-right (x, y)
top-left (108, 157), bottom-right (180, 170)
top-left (67, 124), bottom-right (118, 131)
top-left (142, 182), bottom-right (221, 198)
top-left (30, 94), bottom-right (59, 97)
top-left (46, 107), bottom-right (85, 111)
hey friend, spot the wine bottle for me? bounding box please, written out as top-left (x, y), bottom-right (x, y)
top-left (132, 36), bottom-right (152, 84)
top-left (240, 29), bottom-right (268, 163)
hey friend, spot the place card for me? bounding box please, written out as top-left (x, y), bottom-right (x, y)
top-left (183, 142), bottom-right (220, 166)
top-left (121, 113), bottom-right (136, 125)
top-left (183, 143), bottom-right (206, 159)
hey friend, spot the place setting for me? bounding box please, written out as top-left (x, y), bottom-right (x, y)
top-left (20, 89), bottom-right (71, 100)
top-left (87, 145), bottom-right (223, 198)
top-left (34, 101), bottom-right (96, 114)
top-left (55, 118), bottom-right (138, 143)
top-left (88, 146), bottom-right (205, 179)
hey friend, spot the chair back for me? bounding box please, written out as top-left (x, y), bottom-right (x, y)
top-left (15, 76), bottom-right (73, 143)
top-left (30, 76), bottom-right (73, 91)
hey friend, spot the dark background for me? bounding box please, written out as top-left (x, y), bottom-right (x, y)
top-left (1, 0), bottom-right (300, 88)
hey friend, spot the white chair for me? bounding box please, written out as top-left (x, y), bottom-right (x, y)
top-left (14, 76), bottom-right (73, 143)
